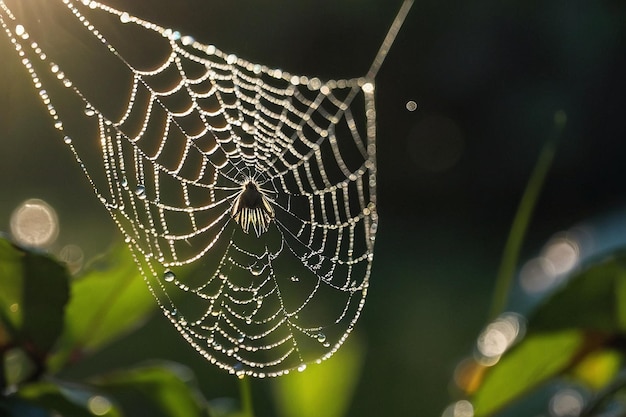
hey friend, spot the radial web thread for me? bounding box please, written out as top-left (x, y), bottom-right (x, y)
top-left (0, 0), bottom-right (412, 376)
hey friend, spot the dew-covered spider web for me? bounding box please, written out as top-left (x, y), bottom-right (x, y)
top-left (0, 0), bottom-right (413, 377)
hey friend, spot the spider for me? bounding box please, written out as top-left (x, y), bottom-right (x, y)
top-left (231, 179), bottom-right (275, 237)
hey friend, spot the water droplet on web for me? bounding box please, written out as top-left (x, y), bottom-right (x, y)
top-left (63, 136), bottom-right (72, 144)
top-left (237, 333), bottom-right (245, 343)
top-left (164, 270), bottom-right (176, 282)
top-left (317, 333), bottom-right (326, 343)
top-left (290, 275), bottom-right (299, 282)
top-left (135, 185), bottom-right (146, 199)
top-left (119, 12), bottom-right (131, 23)
top-left (250, 263), bottom-right (263, 276)
top-left (84, 105), bottom-right (95, 117)
top-left (297, 364), bottom-right (307, 372)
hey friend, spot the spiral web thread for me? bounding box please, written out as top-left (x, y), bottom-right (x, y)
top-left (0, 0), bottom-right (412, 377)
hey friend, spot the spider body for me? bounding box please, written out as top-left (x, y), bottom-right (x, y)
top-left (231, 180), bottom-right (275, 236)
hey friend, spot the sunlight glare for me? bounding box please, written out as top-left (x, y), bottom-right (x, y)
top-left (520, 235), bottom-right (579, 294)
top-left (10, 199), bottom-right (59, 248)
top-left (87, 395), bottom-right (113, 416)
top-left (406, 100), bottom-right (418, 111)
top-left (442, 400), bottom-right (474, 417)
top-left (58, 244), bottom-right (85, 274)
top-left (476, 313), bottom-right (524, 364)
top-left (549, 389), bottom-right (583, 417)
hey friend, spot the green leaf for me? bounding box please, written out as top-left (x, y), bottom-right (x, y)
top-left (529, 253), bottom-right (626, 332)
top-left (91, 361), bottom-right (210, 417)
top-left (273, 335), bottom-right (365, 417)
top-left (0, 237), bottom-right (70, 358)
top-left (471, 253), bottom-right (626, 416)
top-left (48, 244), bottom-right (156, 370)
top-left (472, 330), bottom-right (584, 417)
top-left (17, 380), bottom-right (121, 417)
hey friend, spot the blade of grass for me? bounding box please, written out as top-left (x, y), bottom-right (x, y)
top-left (239, 376), bottom-right (254, 417)
top-left (489, 110), bottom-right (567, 319)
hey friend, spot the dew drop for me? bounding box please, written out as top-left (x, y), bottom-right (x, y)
top-left (63, 136), bottom-right (72, 144)
top-left (119, 12), bottom-right (131, 23)
top-left (84, 106), bottom-right (95, 117)
top-left (54, 121), bottom-right (63, 129)
top-left (297, 364), bottom-right (307, 372)
top-left (237, 333), bottom-right (245, 343)
top-left (250, 263), bottom-right (263, 276)
top-left (290, 275), bottom-right (299, 282)
top-left (317, 333), bottom-right (326, 343)
top-left (164, 270), bottom-right (176, 282)
top-left (135, 185), bottom-right (146, 199)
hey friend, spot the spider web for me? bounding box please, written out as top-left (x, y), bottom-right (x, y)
top-left (0, 0), bottom-right (412, 377)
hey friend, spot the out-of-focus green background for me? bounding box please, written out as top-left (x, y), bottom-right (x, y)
top-left (1, 0), bottom-right (625, 416)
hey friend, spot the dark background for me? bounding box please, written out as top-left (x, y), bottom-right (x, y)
top-left (1, 0), bottom-right (625, 415)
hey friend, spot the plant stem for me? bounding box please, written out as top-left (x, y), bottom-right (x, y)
top-left (489, 110), bottom-right (567, 320)
top-left (239, 376), bottom-right (254, 417)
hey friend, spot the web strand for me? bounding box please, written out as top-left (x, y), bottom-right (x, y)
top-left (0, 0), bottom-right (410, 377)
top-left (367, 0), bottom-right (415, 79)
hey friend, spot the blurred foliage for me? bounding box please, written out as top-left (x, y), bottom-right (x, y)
top-left (454, 253), bottom-right (626, 417)
top-left (0, 239), bottom-right (212, 417)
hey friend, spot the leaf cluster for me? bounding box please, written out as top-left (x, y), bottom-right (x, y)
top-left (0, 238), bottom-right (210, 417)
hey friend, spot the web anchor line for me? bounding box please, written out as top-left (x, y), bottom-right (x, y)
top-left (367, 0), bottom-right (415, 80)
top-left (0, 0), bottom-right (413, 377)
